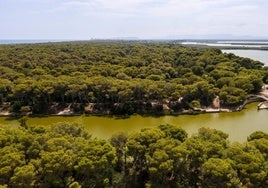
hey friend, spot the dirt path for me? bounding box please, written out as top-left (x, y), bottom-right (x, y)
top-left (260, 84), bottom-right (268, 97)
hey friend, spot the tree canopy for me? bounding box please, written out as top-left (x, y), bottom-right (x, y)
top-left (0, 123), bottom-right (267, 187)
top-left (0, 41), bottom-right (266, 115)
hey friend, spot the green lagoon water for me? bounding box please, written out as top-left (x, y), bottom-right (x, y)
top-left (0, 103), bottom-right (267, 142)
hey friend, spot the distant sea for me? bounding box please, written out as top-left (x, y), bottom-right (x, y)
top-left (180, 40), bottom-right (268, 66)
top-left (180, 40), bottom-right (268, 48)
top-left (222, 49), bottom-right (268, 66)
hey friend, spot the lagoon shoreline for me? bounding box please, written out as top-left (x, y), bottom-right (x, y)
top-left (0, 95), bottom-right (266, 118)
top-left (1, 83), bottom-right (268, 117)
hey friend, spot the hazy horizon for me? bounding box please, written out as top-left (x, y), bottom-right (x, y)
top-left (1, 37), bottom-right (268, 42)
top-left (1, 0), bottom-right (268, 40)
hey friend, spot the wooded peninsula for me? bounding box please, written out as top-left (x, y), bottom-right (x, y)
top-left (0, 41), bottom-right (267, 116)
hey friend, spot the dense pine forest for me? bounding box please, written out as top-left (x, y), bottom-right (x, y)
top-left (0, 123), bottom-right (267, 187)
top-left (0, 41), bottom-right (267, 115)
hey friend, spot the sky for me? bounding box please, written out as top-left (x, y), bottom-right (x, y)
top-left (1, 0), bottom-right (268, 40)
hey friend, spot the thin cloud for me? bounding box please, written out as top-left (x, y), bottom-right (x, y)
top-left (1, 0), bottom-right (268, 39)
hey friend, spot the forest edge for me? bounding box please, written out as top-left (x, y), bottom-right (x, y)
top-left (1, 85), bottom-right (267, 117)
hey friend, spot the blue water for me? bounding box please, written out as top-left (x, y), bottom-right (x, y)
top-left (222, 49), bottom-right (268, 66)
top-left (181, 40), bottom-right (268, 66)
top-left (181, 40), bottom-right (268, 48)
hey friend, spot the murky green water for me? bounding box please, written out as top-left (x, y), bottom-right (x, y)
top-left (0, 103), bottom-right (267, 142)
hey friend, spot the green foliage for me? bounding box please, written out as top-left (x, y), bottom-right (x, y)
top-left (0, 123), bottom-right (267, 187)
top-left (110, 132), bottom-right (128, 172)
top-left (0, 42), bottom-right (265, 115)
top-left (219, 86), bottom-right (247, 106)
top-left (224, 143), bottom-right (267, 187)
top-left (201, 158), bottom-right (240, 188)
top-left (49, 122), bottom-right (91, 139)
top-left (0, 41), bottom-right (267, 187)
top-left (248, 131), bottom-right (268, 141)
top-left (10, 164), bottom-right (37, 188)
top-left (158, 124), bottom-right (188, 142)
top-left (0, 123), bottom-right (116, 187)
